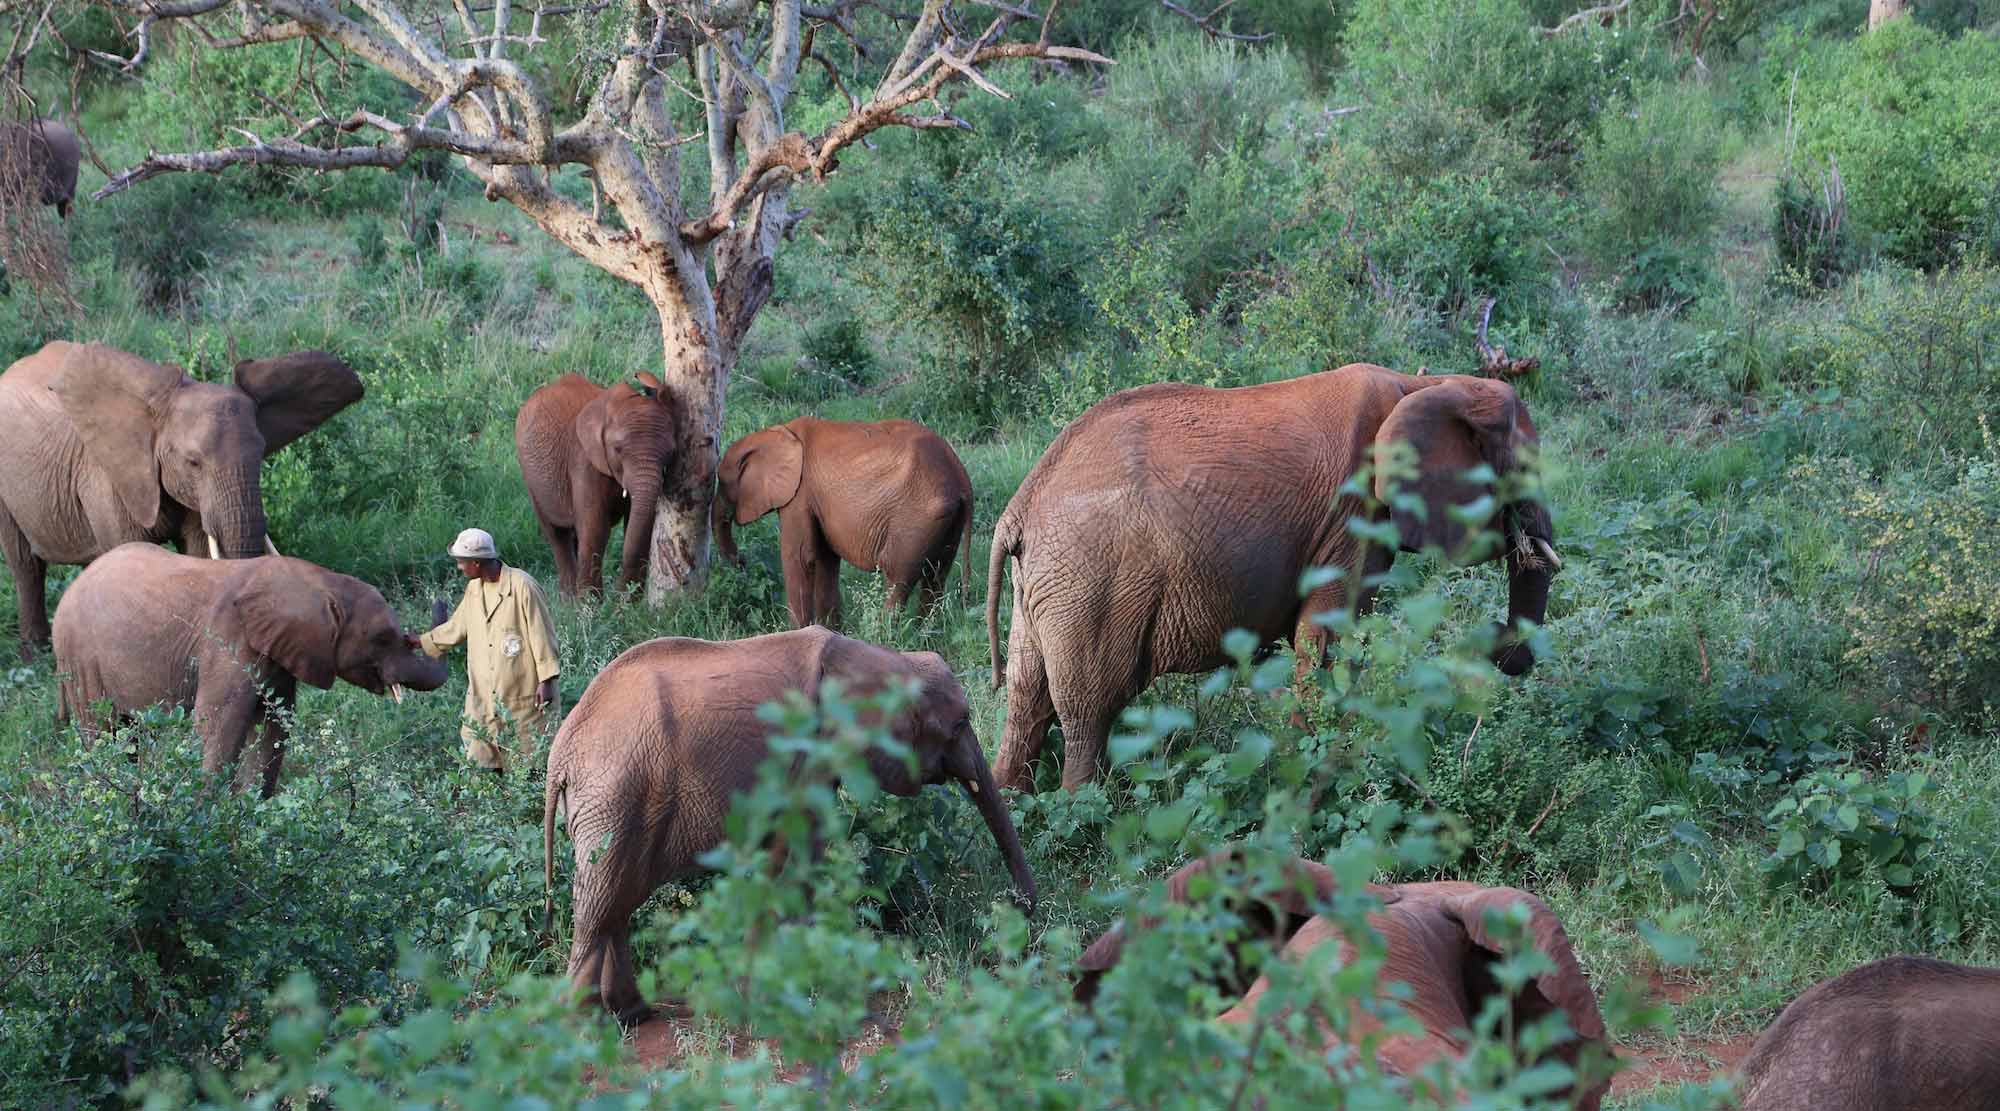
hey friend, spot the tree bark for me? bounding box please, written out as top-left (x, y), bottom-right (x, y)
top-left (1868, 0), bottom-right (1908, 29)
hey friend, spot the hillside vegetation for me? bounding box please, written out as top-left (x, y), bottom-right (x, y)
top-left (2, 0), bottom-right (1998, 1107)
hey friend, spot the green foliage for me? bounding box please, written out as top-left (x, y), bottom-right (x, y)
top-left (1772, 160), bottom-right (1859, 290)
top-left (1762, 764), bottom-right (1937, 893)
top-left (1829, 434), bottom-right (2000, 713)
top-left (1793, 21), bottom-right (2000, 269)
top-left (1104, 33), bottom-right (1309, 164)
top-left (1342, 0), bottom-right (1662, 163)
top-left (1579, 80), bottom-right (1726, 311)
top-left (91, 174), bottom-right (244, 309)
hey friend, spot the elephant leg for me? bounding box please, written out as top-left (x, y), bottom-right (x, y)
top-left (810, 531), bottom-right (843, 630)
top-left (574, 493), bottom-right (611, 600)
top-left (1053, 688), bottom-right (1124, 792)
top-left (0, 504), bottom-right (49, 657)
top-left (539, 517), bottom-right (582, 598)
top-left (992, 617), bottom-right (1057, 791)
top-left (1293, 545), bottom-right (1393, 682)
top-left (195, 679), bottom-right (262, 788)
top-left (244, 681), bottom-right (296, 798)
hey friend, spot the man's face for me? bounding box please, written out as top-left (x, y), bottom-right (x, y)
top-left (456, 557), bottom-right (484, 580)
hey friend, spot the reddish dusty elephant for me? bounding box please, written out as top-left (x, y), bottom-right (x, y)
top-left (542, 626), bottom-right (1035, 1024)
top-left (988, 364), bottom-right (1559, 791)
top-left (714, 417), bottom-right (975, 627)
top-left (515, 372), bottom-right (678, 598)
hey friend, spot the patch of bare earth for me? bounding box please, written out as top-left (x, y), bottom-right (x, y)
top-left (1608, 971), bottom-right (1758, 1099)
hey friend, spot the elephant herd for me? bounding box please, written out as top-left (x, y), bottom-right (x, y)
top-left (2, 336), bottom-right (1989, 1106)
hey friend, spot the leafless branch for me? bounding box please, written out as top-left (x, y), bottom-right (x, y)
top-left (1537, 0), bottom-right (1631, 35)
top-left (1472, 297), bottom-right (1540, 379)
top-left (1160, 0), bottom-right (1274, 43)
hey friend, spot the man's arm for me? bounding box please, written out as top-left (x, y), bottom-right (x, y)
top-left (521, 576), bottom-right (561, 686)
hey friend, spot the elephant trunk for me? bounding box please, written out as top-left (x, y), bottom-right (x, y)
top-left (1491, 501), bottom-right (1556, 677)
top-left (380, 650), bottom-right (449, 695)
top-left (207, 482), bottom-right (269, 560)
top-left (617, 467), bottom-right (663, 590)
top-left (712, 485), bottom-right (741, 565)
top-left (957, 727), bottom-right (1037, 915)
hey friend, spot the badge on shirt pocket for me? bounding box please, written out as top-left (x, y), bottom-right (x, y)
top-left (503, 632), bottom-right (523, 659)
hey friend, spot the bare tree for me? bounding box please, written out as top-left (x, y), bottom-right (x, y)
top-left (88, 0), bottom-right (1107, 603)
top-left (1868, 0), bottom-right (1908, 30)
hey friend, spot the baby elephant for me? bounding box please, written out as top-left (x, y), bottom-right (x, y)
top-left (542, 626), bottom-right (1035, 1024)
top-left (1077, 848), bottom-right (1610, 1110)
top-left (714, 417), bottom-right (975, 627)
top-left (1735, 956), bottom-right (2000, 1111)
top-left (53, 543), bottom-right (448, 795)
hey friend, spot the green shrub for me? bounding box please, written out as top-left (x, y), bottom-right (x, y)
top-left (1824, 263), bottom-right (2000, 460)
top-left (1832, 436), bottom-right (2000, 714)
top-left (799, 316), bottom-right (875, 382)
top-left (1579, 80), bottom-right (1725, 311)
top-left (1773, 159), bottom-right (1859, 290)
top-left (1103, 33), bottom-right (1308, 164)
top-left (1763, 763), bottom-right (1937, 893)
top-left (1336, 162), bottom-right (1565, 320)
top-left (96, 174), bottom-right (243, 309)
top-left (1793, 21), bottom-right (2000, 269)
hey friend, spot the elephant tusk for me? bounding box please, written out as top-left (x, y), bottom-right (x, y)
top-left (206, 535), bottom-right (222, 560)
top-left (263, 536), bottom-right (281, 557)
top-left (965, 776), bottom-right (981, 795)
top-left (390, 683), bottom-right (405, 704)
top-left (1532, 537), bottom-right (1563, 572)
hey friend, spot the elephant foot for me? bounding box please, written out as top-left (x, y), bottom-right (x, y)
top-left (615, 1001), bottom-right (660, 1031)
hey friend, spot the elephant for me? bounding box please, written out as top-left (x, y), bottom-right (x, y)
top-left (541, 626), bottom-right (1035, 1024)
top-left (514, 372), bottom-right (677, 597)
top-left (0, 341), bottom-right (363, 657)
top-left (713, 417), bottom-right (975, 628)
top-left (0, 118), bottom-right (80, 219)
top-left (1075, 849), bottom-right (1609, 1110)
top-left (986, 364), bottom-right (1560, 791)
top-left (1734, 956), bottom-right (2000, 1111)
top-left (52, 543), bottom-right (448, 796)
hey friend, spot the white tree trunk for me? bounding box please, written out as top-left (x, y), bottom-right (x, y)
top-left (1869, 0), bottom-right (1908, 29)
top-left (643, 286), bottom-right (729, 604)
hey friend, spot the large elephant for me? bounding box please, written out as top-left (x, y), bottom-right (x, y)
top-left (714, 417), bottom-right (975, 628)
top-left (1076, 849), bottom-right (1609, 1110)
top-left (0, 118), bottom-right (80, 219)
top-left (1734, 956), bottom-right (2000, 1111)
top-left (514, 372), bottom-right (677, 597)
top-left (0, 342), bottom-right (363, 656)
top-left (987, 364), bottom-right (1560, 791)
top-left (542, 626), bottom-right (1035, 1023)
top-left (53, 543), bottom-right (447, 796)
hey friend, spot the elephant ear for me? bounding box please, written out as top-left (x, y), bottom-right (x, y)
top-left (1372, 377), bottom-right (1531, 561)
top-left (726, 425), bottom-right (804, 523)
top-left (53, 344), bottom-right (184, 529)
top-left (1441, 886), bottom-right (1607, 1045)
top-left (229, 559), bottom-right (343, 689)
top-left (573, 387), bottom-right (619, 478)
top-left (232, 351), bottom-right (364, 456)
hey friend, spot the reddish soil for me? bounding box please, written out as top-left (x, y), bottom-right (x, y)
top-left (1607, 970), bottom-right (1759, 1100)
top-left (623, 1005), bottom-right (895, 1078)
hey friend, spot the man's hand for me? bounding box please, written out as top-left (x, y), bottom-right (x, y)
top-left (403, 633), bottom-right (423, 651)
top-left (536, 678), bottom-right (557, 707)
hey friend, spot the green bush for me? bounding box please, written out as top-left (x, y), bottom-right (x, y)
top-left (1773, 159), bottom-right (1859, 290)
top-left (1763, 763), bottom-right (1937, 893)
top-left (95, 175), bottom-right (243, 309)
top-left (1103, 33), bottom-right (1308, 165)
top-left (1579, 80), bottom-right (1725, 311)
top-left (1793, 21), bottom-right (2000, 269)
top-left (1335, 161), bottom-right (1565, 320)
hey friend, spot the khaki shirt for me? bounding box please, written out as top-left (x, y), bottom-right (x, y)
top-left (421, 564), bottom-right (560, 771)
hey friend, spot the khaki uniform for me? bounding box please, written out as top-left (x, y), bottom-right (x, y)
top-left (421, 564), bottom-right (561, 771)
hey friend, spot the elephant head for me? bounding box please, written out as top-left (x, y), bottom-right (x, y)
top-left (839, 644), bottom-right (1037, 914)
top-left (575, 372), bottom-right (677, 586)
top-left (1, 118), bottom-right (79, 219)
top-left (54, 344), bottom-right (362, 559)
top-left (1372, 377), bottom-right (1560, 676)
top-left (712, 423), bottom-right (803, 565)
top-left (1074, 847), bottom-right (1340, 1006)
top-left (224, 557), bottom-right (449, 697)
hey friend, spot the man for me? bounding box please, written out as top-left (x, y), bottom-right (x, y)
top-left (420, 527), bottom-right (561, 773)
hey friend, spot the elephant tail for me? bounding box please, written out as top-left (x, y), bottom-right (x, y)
top-left (959, 496), bottom-right (975, 608)
top-left (986, 511), bottom-right (1019, 691)
top-left (542, 770), bottom-right (564, 936)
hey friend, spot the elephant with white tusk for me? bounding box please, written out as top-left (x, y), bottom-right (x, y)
top-left (0, 342), bottom-right (361, 658)
top-left (53, 544), bottom-right (448, 797)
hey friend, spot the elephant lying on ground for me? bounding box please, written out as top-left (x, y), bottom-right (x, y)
top-left (1735, 956), bottom-right (2000, 1111)
top-left (543, 626), bottom-right (1035, 1024)
top-left (515, 372), bottom-right (678, 598)
top-left (53, 544), bottom-right (447, 796)
top-left (0, 118), bottom-right (80, 219)
top-left (0, 341), bottom-right (363, 656)
top-left (714, 417), bottom-right (975, 628)
top-left (988, 364), bottom-right (1560, 791)
top-left (1076, 849), bottom-right (1610, 1110)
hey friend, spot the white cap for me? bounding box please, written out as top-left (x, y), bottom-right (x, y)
top-left (448, 527), bottom-right (499, 560)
